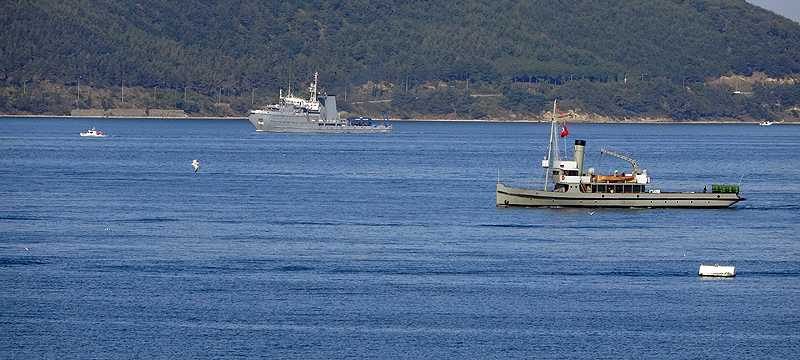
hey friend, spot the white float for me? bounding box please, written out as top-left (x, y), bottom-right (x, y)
top-left (698, 264), bottom-right (736, 277)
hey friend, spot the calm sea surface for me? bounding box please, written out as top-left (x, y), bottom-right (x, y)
top-left (1, 118), bottom-right (799, 359)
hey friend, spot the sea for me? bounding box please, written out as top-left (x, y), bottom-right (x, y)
top-left (1, 118), bottom-right (798, 359)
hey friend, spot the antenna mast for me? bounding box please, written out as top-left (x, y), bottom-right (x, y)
top-left (543, 100), bottom-right (560, 190)
top-left (309, 72), bottom-right (318, 101)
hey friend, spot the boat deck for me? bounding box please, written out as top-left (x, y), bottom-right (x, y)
top-left (496, 182), bottom-right (743, 208)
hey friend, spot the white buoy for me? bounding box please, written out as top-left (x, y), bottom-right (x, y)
top-left (698, 264), bottom-right (736, 277)
top-left (191, 159), bottom-right (200, 173)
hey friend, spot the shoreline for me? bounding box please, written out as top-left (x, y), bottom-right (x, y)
top-left (0, 114), bottom-right (247, 120)
top-left (0, 113), bottom-right (796, 125)
top-left (390, 118), bottom-right (795, 124)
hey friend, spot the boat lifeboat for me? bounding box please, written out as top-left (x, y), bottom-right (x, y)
top-left (594, 175), bottom-right (636, 183)
top-left (80, 127), bottom-right (107, 137)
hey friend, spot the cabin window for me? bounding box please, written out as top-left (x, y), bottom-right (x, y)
top-left (590, 184), bottom-right (645, 193)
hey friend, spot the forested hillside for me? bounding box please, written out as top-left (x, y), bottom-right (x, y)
top-left (2, 0), bottom-right (800, 120)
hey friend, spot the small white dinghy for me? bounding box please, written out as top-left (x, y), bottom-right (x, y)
top-left (80, 127), bottom-right (107, 137)
top-left (698, 264), bottom-right (736, 277)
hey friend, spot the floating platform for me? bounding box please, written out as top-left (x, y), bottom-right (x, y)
top-left (698, 264), bottom-right (736, 277)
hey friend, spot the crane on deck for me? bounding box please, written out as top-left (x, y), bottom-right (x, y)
top-left (600, 148), bottom-right (642, 175)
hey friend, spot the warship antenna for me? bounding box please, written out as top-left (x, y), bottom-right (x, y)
top-left (309, 72), bottom-right (318, 101)
top-left (600, 148), bottom-right (641, 174)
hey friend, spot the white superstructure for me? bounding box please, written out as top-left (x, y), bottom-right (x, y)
top-left (279, 72), bottom-right (320, 113)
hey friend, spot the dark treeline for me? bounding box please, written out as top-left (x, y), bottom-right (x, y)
top-left (1, 0), bottom-right (800, 119)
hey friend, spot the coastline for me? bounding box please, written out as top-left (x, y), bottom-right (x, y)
top-left (391, 118), bottom-right (794, 124)
top-left (0, 113), bottom-right (796, 124)
top-left (0, 114), bottom-right (247, 120)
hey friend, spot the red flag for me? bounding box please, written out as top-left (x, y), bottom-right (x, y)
top-left (560, 123), bottom-right (569, 138)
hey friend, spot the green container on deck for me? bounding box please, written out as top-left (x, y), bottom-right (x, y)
top-left (712, 184), bottom-right (739, 194)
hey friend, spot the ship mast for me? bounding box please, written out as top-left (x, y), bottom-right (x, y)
top-left (309, 72), bottom-right (318, 101)
top-left (543, 100), bottom-right (560, 190)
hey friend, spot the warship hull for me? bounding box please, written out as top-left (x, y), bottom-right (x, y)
top-left (248, 111), bottom-right (391, 133)
top-left (496, 183), bottom-right (743, 208)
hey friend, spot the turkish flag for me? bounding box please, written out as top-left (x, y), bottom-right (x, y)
top-left (560, 123), bottom-right (569, 138)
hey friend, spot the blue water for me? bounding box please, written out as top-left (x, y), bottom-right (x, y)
top-left (1, 118), bottom-right (799, 358)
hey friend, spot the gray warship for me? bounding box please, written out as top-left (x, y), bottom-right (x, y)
top-left (496, 101), bottom-right (744, 208)
top-left (248, 72), bottom-right (391, 133)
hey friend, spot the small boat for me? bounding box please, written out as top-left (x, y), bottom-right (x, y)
top-left (79, 127), bottom-right (107, 137)
top-left (698, 264), bottom-right (736, 277)
top-left (759, 121), bottom-right (774, 126)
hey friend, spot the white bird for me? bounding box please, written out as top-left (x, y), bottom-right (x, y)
top-left (191, 159), bottom-right (200, 173)
top-left (588, 210), bottom-right (596, 216)
top-left (24, 247), bottom-right (29, 251)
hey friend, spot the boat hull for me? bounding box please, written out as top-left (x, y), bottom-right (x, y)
top-left (496, 182), bottom-right (743, 208)
top-left (248, 112), bottom-right (391, 133)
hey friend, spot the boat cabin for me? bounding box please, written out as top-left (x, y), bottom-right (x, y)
top-left (543, 139), bottom-right (650, 194)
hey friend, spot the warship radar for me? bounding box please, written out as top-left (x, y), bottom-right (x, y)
top-left (496, 101), bottom-right (744, 208)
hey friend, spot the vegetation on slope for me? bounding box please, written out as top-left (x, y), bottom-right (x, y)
top-left (1, 0), bottom-right (800, 119)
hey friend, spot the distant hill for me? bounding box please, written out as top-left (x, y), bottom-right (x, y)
top-left (2, 0), bottom-right (800, 120)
